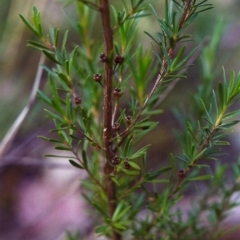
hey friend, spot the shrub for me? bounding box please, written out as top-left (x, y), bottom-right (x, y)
top-left (20, 0), bottom-right (240, 239)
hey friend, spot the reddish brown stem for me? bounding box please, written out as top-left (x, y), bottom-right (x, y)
top-left (179, 0), bottom-right (193, 29)
top-left (169, 125), bottom-right (218, 199)
top-left (100, 0), bottom-right (121, 239)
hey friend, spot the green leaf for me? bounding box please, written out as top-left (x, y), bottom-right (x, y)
top-left (222, 109), bottom-right (240, 120)
top-left (49, 76), bottom-right (65, 115)
top-left (144, 31), bottom-right (158, 44)
top-left (31, 6), bottom-right (43, 38)
top-left (134, 118), bottom-right (150, 127)
top-left (69, 45), bottom-right (79, 68)
top-left (150, 179), bottom-right (169, 183)
top-left (112, 222), bottom-right (127, 230)
top-left (62, 30), bottom-right (69, 53)
top-left (111, 176), bottom-right (120, 186)
top-left (112, 202), bottom-right (131, 222)
top-left (121, 169), bottom-right (139, 175)
top-left (170, 45), bottom-right (185, 71)
top-left (42, 50), bottom-right (61, 64)
top-left (129, 144), bottom-right (151, 160)
top-left (57, 72), bottom-right (71, 88)
top-left (149, 4), bottom-right (159, 19)
top-left (186, 175), bottom-right (213, 181)
top-left (129, 13), bottom-right (151, 19)
top-left (127, 161), bottom-right (140, 170)
top-left (142, 109), bottom-right (163, 116)
top-left (38, 135), bottom-right (62, 143)
top-left (44, 109), bottom-right (64, 122)
top-left (95, 225), bottom-right (109, 234)
top-left (69, 160), bottom-right (83, 169)
top-left (55, 145), bottom-right (70, 151)
top-left (27, 40), bottom-right (51, 51)
top-left (44, 154), bottom-right (76, 159)
top-left (19, 14), bottom-right (38, 36)
top-left (69, 134), bottom-right (81, 140)
top-left (214, 141), bottom-right (230, 146)
top-left (200, 99), bottom-right (212, 121)
top-left (193, 148), bottom-right (207, 161)
top-left (170, 153), bottom-right (177, 175)
top-left (92, 202), bottom-right (108, 219)
top-left (144, 166), bottom-right (172, 181)
top-left (82, 149), bottom-right (88, 169)
top-left (220, 120), bottom-right (240, 128)
top-left (49, 127), bottom-right (70, 132)
top-left (193, 164), bottom-right (210, 169)
top-left (218, 82), bottom-right (225, 110)
top-left (123, 135), bottom-right (133, 157)
top-left (37, 90), bottom-right (52, 105)
top-left (49, 27), bottom-right (59, 47)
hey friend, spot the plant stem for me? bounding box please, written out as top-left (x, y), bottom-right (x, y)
top-left (179, 0), bottom-right (193, 30)
top-left (100, 1), bottom-right (121, 239)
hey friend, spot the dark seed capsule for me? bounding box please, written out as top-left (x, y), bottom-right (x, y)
top-left (178, 170), bottom-right (185, 178)
top-left (113, 88), bottom-right (123, 99)
top-left (112, 122), bottom-right (120, 131)
top-left (93, 73), bottom-right (102, 82)
top-left (124, 161), bottom-right (130, 169)
top-left (99, 53), bottom-right (107, 62)
top-left (111, 157), bottom-right (121, 165)
top-left (125, 115), bottom-right (132, 125)
top-left (74, 97), bottom-right (81, 105)
top-left (114, 55), bottom-right (124, 64)
top-left (114, 88), bottom-right (121, 93)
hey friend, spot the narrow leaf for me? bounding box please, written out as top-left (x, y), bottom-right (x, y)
top-left (19, 14), bottom-right (38, 36)
top-left (82, 149), bottom-right (88, 169)
top-left (69, 160), bottom-right (83, 169)
top-left (129, 144), bottom-right (151, 160)
top-left (186, 175), bottom-right (213, 181)
top-left (121, 169), bottom-right (139, 175)
top-left (127, 161), bottom-right (140, 170)
top-left (42, 50), bottom-right (61, 64)
top-left (55, 145), bottom-right (70, 151)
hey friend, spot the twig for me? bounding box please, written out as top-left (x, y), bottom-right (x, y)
top-left (169, 112), bottom-right (223, 198)
top-left (0, 54), bottom-right (45, 157)
top-left (155, 37), bottom-right (210, 107)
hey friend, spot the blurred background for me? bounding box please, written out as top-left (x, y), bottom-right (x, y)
top-left (1, 0), bottom-right (240, 239)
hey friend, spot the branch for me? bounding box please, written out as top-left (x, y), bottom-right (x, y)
top-left (0, 54), bottom-right (45, 157)
top-left (100, 1), bottom-right (121, 239)
top-left (169, 111), bottom-right (226, 198)
top-left (113, 3), bottom-right (209, 153)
